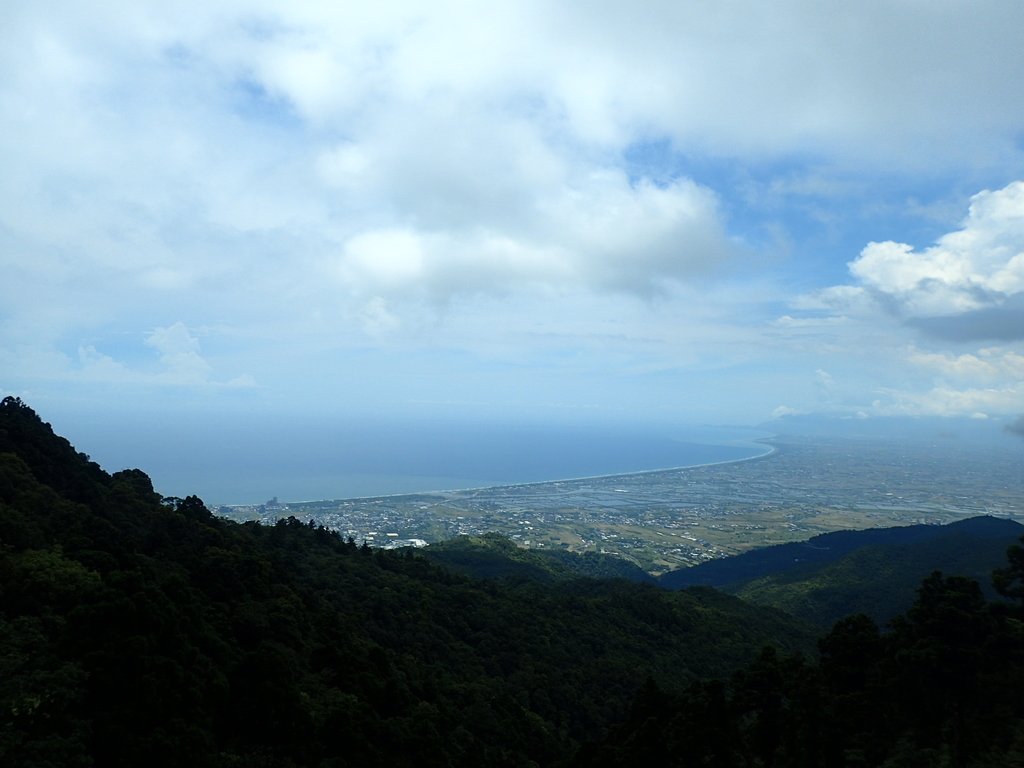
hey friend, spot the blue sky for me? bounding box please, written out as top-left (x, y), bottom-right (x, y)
top-left (3, 1), bottom-right (1024, 475)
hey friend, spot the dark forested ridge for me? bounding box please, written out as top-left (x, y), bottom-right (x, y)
top-left (660, 515), bottom-right (1024, 629)
top-left (578, 569), bottom-right (1024, 767)
top-left (731, 518), bottom-right (1024, 627)
top-left (0, 397), bottom-right (811, 767)
top-left (658, 516), bottom-right (1024, 592)
top-left (422, 532), bottom-right (656, 584)
top-left (3, 395), bottom-right (1024, 767)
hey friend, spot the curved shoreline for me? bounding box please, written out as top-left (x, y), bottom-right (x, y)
top-left (282, 437), bottom-right (778, 505)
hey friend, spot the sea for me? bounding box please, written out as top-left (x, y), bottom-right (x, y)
top-left (77, 419), bottom-right (773, 507)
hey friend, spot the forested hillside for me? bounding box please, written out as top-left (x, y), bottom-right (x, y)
top-left (731, 517), bottom-right (1023, 627)
top-left (577, 567), bottom-right (1024, 767)
top-left (0, 397), bottom-right (811, 767)
top-left (660, 516), bottom-right (1024, 627)
top-left (659, 517), bottom-right (1023, 592)
top-left (422, 532), bottom-right (655, 583)
top-left (3, 396), bottom-right (1024, 767)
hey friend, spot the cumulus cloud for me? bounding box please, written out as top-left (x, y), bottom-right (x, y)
top-left (908, 347), bottom-right (1024, 381)
top-left (872, 385), bottom-right (1021, 420)
top-left (843, 344), bottom-right (1024, 421)
top-left (784, 183), bottom-right (1024, 420)
top-left (906, 296), bottom-right (1024, 342)
top-left (847, 181), bottom-right (1024, 325)
top-left (791, 285), bottom-right (872, 315)
top-left (795, 179), bottom-right (1024, 395)
top-left (66, 323), bottom-right (255, 391)
top-left (78, 345), bottom-right (129, 380)
top-left (814, 369), bottom-right (836, 402)
top-left (357, 297), bottom-right (403, 337)
top-left (157, 0), bottom-right (1024, 167)
top-left (895, 347), bottom-right (1024, 420)
top-left (770, 405), bottom-right (802, 420)
top-left (1006, 415), bottom-right (1024, 438)
top-left (334, 173), bottom-right (729, 302)
top-left (145, 322), bottom-right (213, 384)
top-left (5, 2), bottom-right (1024, 424)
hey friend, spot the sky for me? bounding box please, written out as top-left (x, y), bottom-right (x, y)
top-left (3, 1), bottom-right (1024, 494)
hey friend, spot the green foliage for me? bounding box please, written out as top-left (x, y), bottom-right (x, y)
top-left (660, 516), bottom-right (1024, 593)
top-left (423, 532), bottom-right (654, 583)
top-left (5, 396), bottom-right (1024, 766)
top-left (993, 536), bottom-right (1024, 601)
top-left (582, 570), bottom-right (1024, 767)
top-left (730, 523), bottom-right (1024, 627)
top-left (0, 399), bottom-right (813, 767)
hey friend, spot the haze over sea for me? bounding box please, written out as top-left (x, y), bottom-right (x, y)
top-left (80, 419), bottom-right (770, 506)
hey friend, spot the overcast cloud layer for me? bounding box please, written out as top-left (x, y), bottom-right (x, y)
top-left (3, 1), bottom-right (1024, 456)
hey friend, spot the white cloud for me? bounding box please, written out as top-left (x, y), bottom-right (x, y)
top-left (814, 368), bottom-right (835, 396)
top-left (785, 181), bottom-right (1024, 420)
top-left (859, 346), bottom-right (1024, 419)
top-left (909, 350), bottom-right (999, 380)
top-left (71, 323), bottom-right (258, 391)
top-left (908, 347), bottom-right (1024, 381)
top-left (790, 285), bottom-right (872, 315)
top-left (872, 385), bottom-right (1022, 420)
top-left (4, 2), bottom-right (1024, 427)
top-left (145, 322), bottom-right (212, 384)
top-left (78, 345), bottom-right (129, 380)
top-left (224, 373), bottom-right (258, 389)
top-left (848, 181), bottom-right (1024, 317)
top-left (771, 405), bottom-right (802, 420)
top-left (994, 349), bottom-right (1024, 379)
top-left (332, 172), bottom-right (729, 302)
top-left (357, 297), bottom-right (402, 336)
top-left (771, 315), bottom-right (849, 330)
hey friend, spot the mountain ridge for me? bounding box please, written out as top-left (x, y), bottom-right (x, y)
top-left (6, 397), bottom-right (1024, 766)
top-left (658, 514), bottom-right (1022, 590)
top-left (0, 397), bottom-right (815, 767)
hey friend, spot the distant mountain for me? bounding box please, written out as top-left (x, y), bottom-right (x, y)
top-left (659, 516), bottom-right (1023, 627)
top-left (732, 518), bottom-right (1023, 627)
top-left (659, 516), bottom-right (1021, 589)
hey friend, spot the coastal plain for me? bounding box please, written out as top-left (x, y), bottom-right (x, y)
top-left (222, 435), bottom-right (1024, 575)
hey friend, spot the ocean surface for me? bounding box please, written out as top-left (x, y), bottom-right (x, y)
top-left (83, 420), bottom-right (773, 506)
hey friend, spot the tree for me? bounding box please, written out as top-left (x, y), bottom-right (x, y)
top-left (993, 536), bottom-right (1024, 602)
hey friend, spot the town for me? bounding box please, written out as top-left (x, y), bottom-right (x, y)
top-left (221, 435), bottom-right (1024, 575)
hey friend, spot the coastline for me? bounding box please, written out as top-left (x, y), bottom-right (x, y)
top-left (271, 437), bottom-right (778, 507)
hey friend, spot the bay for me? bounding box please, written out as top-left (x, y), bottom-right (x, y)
top-left (86, 419), bottom-right (771, 506)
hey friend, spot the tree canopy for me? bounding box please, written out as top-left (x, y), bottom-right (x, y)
top-left (3, 396), bottom-right (1024, 767)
